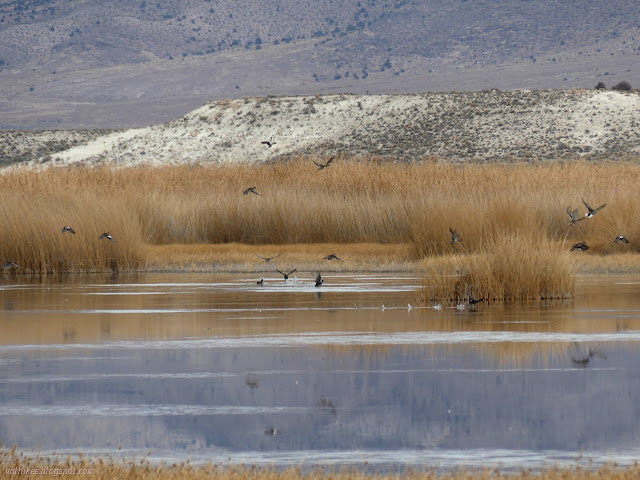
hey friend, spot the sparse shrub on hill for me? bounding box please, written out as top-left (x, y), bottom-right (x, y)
top-left (612, 80), bottom-right (632, 91)
top-left (595, 81), bottom-right (606, 89)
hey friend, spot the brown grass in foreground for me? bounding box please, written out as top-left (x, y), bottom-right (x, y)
top-left (1, 448), bottom-right (640, 480)
top-left (2, 158), bottom-right (640, 272)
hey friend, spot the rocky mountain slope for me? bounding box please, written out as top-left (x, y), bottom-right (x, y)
top-left (0, 0), bottom-right (639, 129)
top-left (6, 88), bottom-right (639, 167)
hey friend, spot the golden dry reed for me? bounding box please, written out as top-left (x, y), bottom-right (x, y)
top-left (420, 233), bottom-right (575, 304)
top-left (1, 157), bottom-right (640, 273)
top-left (2, 447), bottom-right (640, 480)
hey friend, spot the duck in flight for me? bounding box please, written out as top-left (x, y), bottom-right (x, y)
top-left (566, 207), bottom-right (584, 225)
top-left (582, 199), bottom-right (606, 218)
top-left (2, 260), bottom-right (20, 271)
top-left (449, 227), bottom-right (461, 245)
top-left (314, 272), bottom-right (323, 287)
top-left (243, 187), bottom-right (260, 196)
top-left (256, 253), bottom-right (281, 263)
top-left (570, 242), bottom-right (588, 251)
top-left (614, 235), bottom-right (629, 244)
top-left (276, 268), bottom-right (297, 280)
top-left (261, 138), bottom-right (276, 148)
top-left (98, 232), bottom-right (116, 243)
top-left (323, 253), bottom-right (343, 262)
top-left (61, 226), bottom-right (76, 234)
top-left (313, 156), bottom-right (335, 170)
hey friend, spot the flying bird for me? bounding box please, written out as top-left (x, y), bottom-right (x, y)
top-left (582, 199), bottom-right (606, 218)
top-left (570, 242), bottom-right (589, 251)
top-left (276, 268), bottom-right (297, 280)
top-left (98, 232), bottom-right (116, 243)
top-left (323, 254), bottom-right (343, 262)
top-left (256, 253), bottom-right (281, 262)
top-left (449, 227), bottom-right (461, 245)
top-left (264, 427), bottom-right (279, 437)
top-left (61, 226), bottom-right (76, 234)
top-left (2, 261), bottom-right (20, 270)
top-left (566, 207), bottom-right (584, 225)
top-left (243, 187), bottom-right (260, 195)
top-left (614, 235), bottom-right (629, 244)
top-left (314, 272), bottom-right (323, 287)
top-left (313, 156), bottom-right (335, 170)
top-left (261, 138), bottom-right (276, 148)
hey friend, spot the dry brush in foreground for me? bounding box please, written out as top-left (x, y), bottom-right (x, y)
top-left (1, 448), bottom-right (640, 480)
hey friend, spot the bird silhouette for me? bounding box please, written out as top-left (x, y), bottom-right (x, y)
top-left (243, 187), bottom-right (260, 195)
top-left (449, 227), bottom-right (461, 245)
top-left (570, 242), bottom-right (589, 251)
top-left (314, 272), bottom-right (323, 287)
top-left (256, 279), bottom-right (264, 286)
top-left (276, 268), bottom-right (297, 280)
top-left (261, 138), bottom-right (276, 148)
top-left (313, 156), bottom-right (335, 170)
top-left (98, 232), bottom-right (116, 243)
top-left (2, 261), bottom-right (20, 271)
top-left (571, 344), bottom-right (607, 367)
top-left (566, 207), bottom-right (584, 225)
top-left (323, 253), bottom-right (343, 262)
top-left (256, 253), bottom-right (280, 262)
top-left (245, 375), bottom-right (260, 388)
top-left (319, 396), bottom-right (337, 415)
top-left (614, 235), bottom-right (629, 244)
top-left (582, 199), bottom-right (606, 218)
top-left (61, 226), bottom-right (76, 234)
top-left (264, 427), bottom-right (279, 437)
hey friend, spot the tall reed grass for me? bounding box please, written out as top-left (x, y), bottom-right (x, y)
top-left (2, 158), bottom-right (640, 273)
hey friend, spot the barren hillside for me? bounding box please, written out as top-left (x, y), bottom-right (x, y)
top-left (0, 0), bottom-right (639, 129)
top-left (6, 88), bottom-right (639, 167)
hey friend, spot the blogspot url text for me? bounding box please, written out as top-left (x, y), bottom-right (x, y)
top-left (5, 466), bottom-right (95, 475)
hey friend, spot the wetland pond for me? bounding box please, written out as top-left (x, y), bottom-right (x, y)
top-left (1, 273), bottom-right (639, 472)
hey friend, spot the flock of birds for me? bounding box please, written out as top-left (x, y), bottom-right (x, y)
top-left (567, 199), bottom-right (629, 251)
top-left (246, 155), bottom-right (340, 289)
top-left (2, 227), bottom-right (116, 272)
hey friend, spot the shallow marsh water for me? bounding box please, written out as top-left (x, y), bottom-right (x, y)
top-left (0, 273), bottom-right (639, 472)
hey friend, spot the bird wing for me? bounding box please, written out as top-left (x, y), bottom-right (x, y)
top-left (261, 141), bottom-right (270, 145)
top-left (275, 269), bottom-right (285, 276)
top-left (325, 156), bottom-right (335, 166)
top-left (582, 199), bottom-right (593, 212)
top-left (287, 268), bottom-right (297, 275)
top-left (594, 203), bottom-right (607, 212)
top-left (313, 160), bottom-right (322, 167)
top-left (256, 254), bottom-right (267, 260)
top-left (315, 272), bottom-right (322, 282)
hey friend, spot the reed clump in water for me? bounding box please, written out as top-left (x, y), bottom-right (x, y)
top-left (421, 233), bottom-right (575, 304)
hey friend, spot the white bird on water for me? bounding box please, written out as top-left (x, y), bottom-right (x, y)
top-left (432, 304), bottom-right (442, 311)
top-left (407, 303), bottom-right (412, 311)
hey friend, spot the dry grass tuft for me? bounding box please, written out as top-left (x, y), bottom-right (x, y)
top-left (420, 233), bottom-right (575, 304)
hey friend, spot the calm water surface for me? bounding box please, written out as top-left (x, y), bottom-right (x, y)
top-left (1, 272), bottom-right (639, 471)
